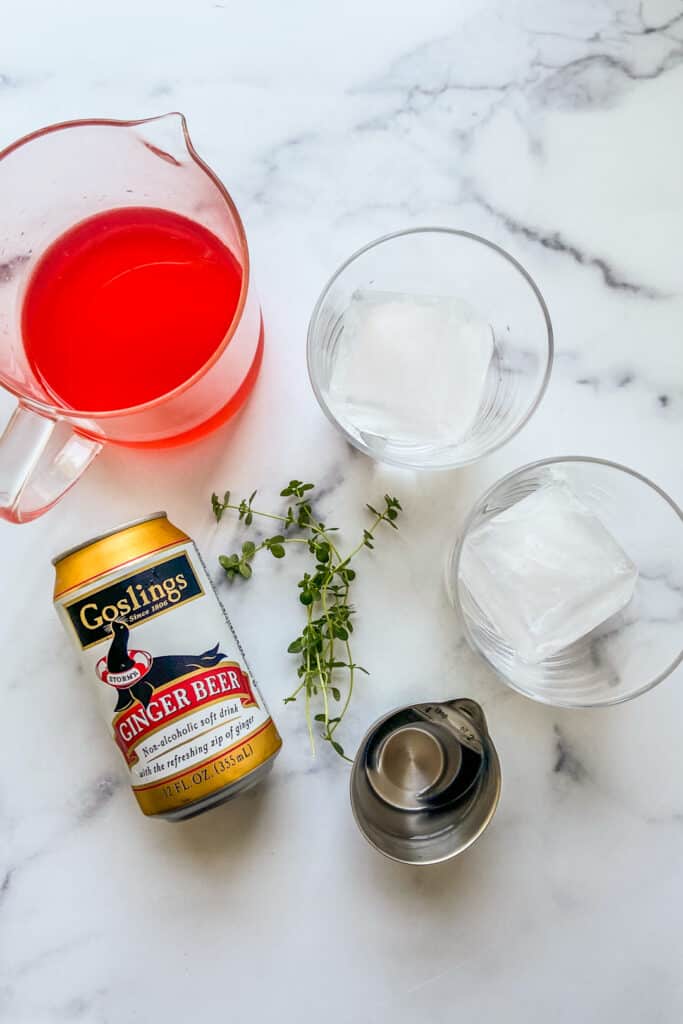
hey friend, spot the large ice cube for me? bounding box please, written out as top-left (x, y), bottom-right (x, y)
top-left (460, 482), bottom-right (639, 663)
top-left (327, 290), bottom-right (494, 447)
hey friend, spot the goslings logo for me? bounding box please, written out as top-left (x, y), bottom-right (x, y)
top-left (65, 553), bottom-right (203, 648)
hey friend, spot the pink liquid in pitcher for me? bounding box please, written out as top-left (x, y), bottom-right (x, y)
top-left (22, 207), bottom-right (246, 422)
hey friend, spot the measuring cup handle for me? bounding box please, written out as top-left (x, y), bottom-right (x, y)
top-left (0, 404), bottom-right (101, 523)
top-left (444, 699), bottom-right (489, 735)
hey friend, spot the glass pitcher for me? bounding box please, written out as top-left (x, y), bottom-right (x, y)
top-left (0, 113), bottom-right (263, 523)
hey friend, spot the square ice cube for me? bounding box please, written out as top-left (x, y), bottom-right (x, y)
top-left (460, 482), bottom-right (639, 663)
top-left (327, 290), bottom-right (494, 446)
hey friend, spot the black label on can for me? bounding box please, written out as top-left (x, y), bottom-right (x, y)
top-left (65, 552), bottom-right (203, 649)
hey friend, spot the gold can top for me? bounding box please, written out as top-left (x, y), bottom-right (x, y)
top-left (52, 512), bottom-right (190, 600)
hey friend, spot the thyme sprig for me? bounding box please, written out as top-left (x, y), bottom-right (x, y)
top-left (211, 480), bottom-right (401, 759)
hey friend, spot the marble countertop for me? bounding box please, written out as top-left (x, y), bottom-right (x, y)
top-left (2, 1), bottom-right (683, 1021)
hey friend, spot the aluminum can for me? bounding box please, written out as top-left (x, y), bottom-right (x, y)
top-left (53, 512), bottom-right (282, 820)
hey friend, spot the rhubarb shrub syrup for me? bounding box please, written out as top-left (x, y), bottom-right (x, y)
top-left (22, 207), bottom-right (250, 436)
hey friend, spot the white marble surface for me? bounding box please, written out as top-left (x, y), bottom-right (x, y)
top-left (1, 1), bottom-right (683, 1020)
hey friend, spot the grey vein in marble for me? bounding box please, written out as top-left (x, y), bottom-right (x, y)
top-left (621, 6), bottom-right (683, 38)
top-left (553, 724), bottom-right (589, 783)
top-left (77, 773), bottom-right (124, 822)
top-left (13, 933), bottom-right (98, 981)
top-left (533, 50), bottom-right (683, 109)
top-left (468, 187), bottom-right (667, 297)
top-left (0, 867), bottom-right (12, 903)
top-left (0, 253), bottom-right (31, 283)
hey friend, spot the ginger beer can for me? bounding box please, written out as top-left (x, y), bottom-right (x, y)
top-left (52, 512), bottom-right (282, 820)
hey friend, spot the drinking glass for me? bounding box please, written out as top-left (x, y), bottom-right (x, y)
top-left (0, 113), bottom-right (263, 522)
top-left (447, 457), bottom-right (683, 707)
top-left (307, 228), bottom-right (553, 470)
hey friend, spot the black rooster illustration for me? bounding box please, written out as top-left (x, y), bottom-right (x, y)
top-left (107, 620), bottom-right (226, 713)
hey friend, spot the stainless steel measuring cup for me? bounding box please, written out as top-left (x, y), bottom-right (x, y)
top-left (350, 698), bottom-right (501, 865)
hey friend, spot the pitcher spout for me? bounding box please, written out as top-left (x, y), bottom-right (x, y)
top-left (133, 111), bottom-right (193, 167)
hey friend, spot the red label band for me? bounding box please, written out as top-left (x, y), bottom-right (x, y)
top-left (113, 662), bottom-right (256, 765)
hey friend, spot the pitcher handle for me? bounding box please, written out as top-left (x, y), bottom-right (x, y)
top-left (0, 404), bottom-right (102, 523)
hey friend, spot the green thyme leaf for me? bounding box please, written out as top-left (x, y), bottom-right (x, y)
top-left (212, 478), bottom-right (401, 758)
